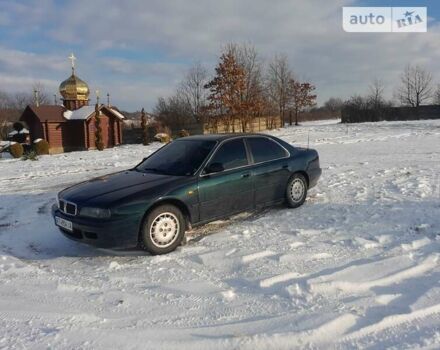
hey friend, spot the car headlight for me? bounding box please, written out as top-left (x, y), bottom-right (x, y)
top-left (80, 207), bottom-right (111, 218)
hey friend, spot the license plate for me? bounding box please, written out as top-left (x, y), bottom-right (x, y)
top-left (55, 216), bottom-right (73, 232)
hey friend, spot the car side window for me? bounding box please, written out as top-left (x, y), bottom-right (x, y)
top-left (247, 137), bottom-right (288, 163)
top-left (207, 139), bottom-right (248, 171)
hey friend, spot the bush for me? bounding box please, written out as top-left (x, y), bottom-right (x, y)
top-left (178, 129), bottom-right (190, 138)
top-left (13, 122), bottom-right (24, 131)
top-left (34, 139), bottom-right (50, 155)
top-left (22, 150), bottom-right (38, 161)
top-left (9, 143), bottom-right (24, 158)
top-left (154, 133), bottom-right (171, 143)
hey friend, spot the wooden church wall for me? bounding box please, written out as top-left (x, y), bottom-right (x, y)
top-left (47, 122), bottom-right (65, 153)
top-left (86, 114), bottom-right (117, 149)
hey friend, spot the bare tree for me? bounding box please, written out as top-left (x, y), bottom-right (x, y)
top-left (434, 84), bottom-right (440, 105)
top-left (154, 94), bottom-right (193, 133)
top-left (12, 92), bottom-right (34, 110)
top-left (226, 43), bottom-right (266, 131)
top-left (1, 82), bottom-right (51, 111)
top-left (31, 82), bottom-right (50, 106)
top-left (266, 54), bottom-right (294, 127)
top-left (323, 97), bottom-right (344, 117)
top-left (0, 90), bottom-right (11, 110)
top-left (227, 43), bottom-right (262, 90)
top-left (368, 78), bottom-right (385, 108)
top-left (0, 91), bottom-right (11, 140)
top-left (396, 64), bottom-right (433, 107)
top-left (0, 83), bottom-right (51, 139)
top-left (178, 62), bottom-right (208, 123)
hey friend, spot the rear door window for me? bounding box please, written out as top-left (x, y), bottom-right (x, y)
top-left (247, 137), bottom-right (288, 163)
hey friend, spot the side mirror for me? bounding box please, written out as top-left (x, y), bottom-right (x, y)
top-left (205, 162), bottom-right (224, 174)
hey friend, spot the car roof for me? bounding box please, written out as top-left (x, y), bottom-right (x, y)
top-left (178, 133), bottom-right (273, 142)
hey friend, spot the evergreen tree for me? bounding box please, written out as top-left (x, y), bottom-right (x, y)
top-left (94, 104), bottom-right (104, 150)
top-left (141, 108), bottom-right (149, 145)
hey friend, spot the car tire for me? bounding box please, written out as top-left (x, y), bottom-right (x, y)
top-left (141, 204), bottom-right (185, 255)
top-left (286, 173), bottom-right (308, 208)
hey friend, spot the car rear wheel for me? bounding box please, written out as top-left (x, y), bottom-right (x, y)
top-left (286, 173), bottom-right (308, 208)
top-left (141, 204), bottom-right (185, 255)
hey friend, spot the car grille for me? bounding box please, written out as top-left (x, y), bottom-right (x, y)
top-left (59, 199), bottom-right (77, 216)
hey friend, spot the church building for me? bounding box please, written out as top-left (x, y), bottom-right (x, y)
top-left (20, 55), bottom-right (124, 154)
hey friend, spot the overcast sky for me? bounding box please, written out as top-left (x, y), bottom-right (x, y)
top-left (0, 0), bottom-right (438, 111)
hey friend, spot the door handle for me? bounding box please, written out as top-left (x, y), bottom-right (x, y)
top-left (241, 173), bottom-right (250, 178)
top-left (281, 165), bottom-right (288, 169)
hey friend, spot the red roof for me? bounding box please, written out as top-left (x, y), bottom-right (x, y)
top-left (21, 104), bottom-right (125, 123)
top-left (24, 105), bottom-right (67, 122)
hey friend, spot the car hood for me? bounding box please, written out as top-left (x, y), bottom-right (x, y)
top-left (60, 170), bottom-right (178, 204)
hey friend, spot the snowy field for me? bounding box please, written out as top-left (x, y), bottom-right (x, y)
top-left (0, 119), bottom-right (439, 349)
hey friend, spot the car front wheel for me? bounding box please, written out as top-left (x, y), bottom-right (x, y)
top-left (141, 204), bottom-right (185, 255)
top-left (286, 173), bottom-right (308, 208)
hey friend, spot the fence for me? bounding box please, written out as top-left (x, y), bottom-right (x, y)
top-left (122, 115), bottom-right (283, 144)
top-left (122, 125), bottom-right (157, 144)
top-left (342, 105), bottom-right (440, 123)
top-left (202, 116), bottom-right (282, 134)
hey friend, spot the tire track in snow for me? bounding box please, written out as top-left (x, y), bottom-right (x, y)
top-left (309, 254), bottom-right (439, 294)
top-left (341, 304), bottom-right (440, 342)
top-left (242, 313), bottom-right (359, 349)
top-left (259, 272), bottom-right (304, 288)
top-left (242, 250), bottom-right (276, 263)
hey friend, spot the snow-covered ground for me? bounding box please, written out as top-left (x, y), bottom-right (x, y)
top-left (0, 119), bottom-right (439, 349)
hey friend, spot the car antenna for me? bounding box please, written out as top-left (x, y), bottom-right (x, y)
top-left (307, 131), bottom-right (310, 149)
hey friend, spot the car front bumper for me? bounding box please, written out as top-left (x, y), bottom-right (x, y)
top-left (52, 204), bottom-right (142, 249)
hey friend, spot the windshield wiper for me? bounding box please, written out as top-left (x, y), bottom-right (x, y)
top-left (141, 167), bottom-right (163, 173)
top-left (141, 167), bottom-right (176, 175)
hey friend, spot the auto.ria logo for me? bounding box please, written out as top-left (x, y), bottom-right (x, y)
top-left (396, 10), bottom-right (423, 28)
top-left (343, 7), bottom-right (427, 32)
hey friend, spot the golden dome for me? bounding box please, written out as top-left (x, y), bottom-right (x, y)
top-left (59, 73), bottom-right (90, 101)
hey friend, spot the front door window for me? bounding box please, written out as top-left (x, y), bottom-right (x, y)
top-left (206, 138), bottom-right (248, 172)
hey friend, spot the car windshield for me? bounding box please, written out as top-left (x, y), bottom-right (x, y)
top-left (135, 139), bottom-right (217, 176)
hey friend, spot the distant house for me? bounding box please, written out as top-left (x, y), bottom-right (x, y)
top-left (19, 57), bottom-right (124, 153)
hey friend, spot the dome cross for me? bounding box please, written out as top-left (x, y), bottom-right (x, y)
top-left (68, 53), bottom-right (77, 73)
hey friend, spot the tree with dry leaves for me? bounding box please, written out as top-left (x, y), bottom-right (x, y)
top-left (289, 80), bottom-right (317, 125)
top-left (225, 43), bottom-right (267, 131)
top-left (204, 49), bottom-right (247, 132)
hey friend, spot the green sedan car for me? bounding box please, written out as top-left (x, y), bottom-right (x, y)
top-left (53, 134), bottom-right (321, 255)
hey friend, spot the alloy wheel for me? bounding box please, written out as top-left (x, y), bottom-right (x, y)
top-left (290, 178), bottom-right (305, 202)
top-left (149, 212), bottom-right (180, 248)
